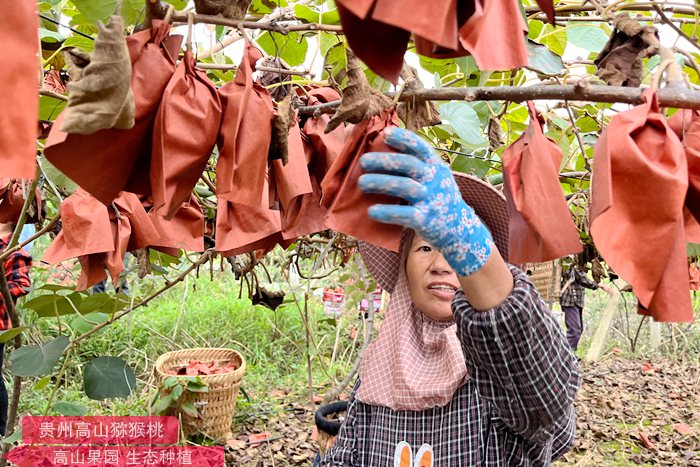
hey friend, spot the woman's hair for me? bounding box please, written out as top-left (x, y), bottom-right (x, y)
top-left (400, 229), bottom-right (416, 272)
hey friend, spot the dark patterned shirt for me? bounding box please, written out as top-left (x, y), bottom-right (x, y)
top-left (559, 267), bottom-right (598, 308)
top-left (321, 266), bottom-right (580, 466)
top-left (0, 235), bottom-right (32, 330)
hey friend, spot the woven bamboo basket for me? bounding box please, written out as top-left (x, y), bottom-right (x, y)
top-left (154, 348), bottom-right (245, 441)
top-left (526, 261), bottom-right (561, 305)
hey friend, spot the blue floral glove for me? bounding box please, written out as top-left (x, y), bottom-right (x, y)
top-left (358, 127), bottom-right (494, 276)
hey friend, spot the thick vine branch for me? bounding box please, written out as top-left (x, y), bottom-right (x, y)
top-left (70, 250), bottom-right (214, 346)
top-left (171, 12), bottom-right (343, 33)
top-left (297, 83), bottom-right (700, 115)
top-left (525, 4), bottom-right (697, 16)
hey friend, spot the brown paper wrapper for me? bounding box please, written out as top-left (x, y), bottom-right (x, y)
top-left (0, 1), bottom-right (38, 179)
top-left (502, 101), bottom-right (582, 264)
top-left (321, 109), bottom-right (403, 252)
top-left (45, 22), bottom-right (183, 204)
top-left (150, 50), bottom-right (221, 219)
top-left (591, 89), bottom-right (692, 323)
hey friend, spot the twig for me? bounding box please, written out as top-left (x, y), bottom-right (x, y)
top-left (38, 14), bottom-right (95, 40)
top-left (40, 89), bottom-right (68, 101)
top-left (529, 13), bottom-right (696, 23)
top-left (199, 7), bottom-right (294, 59)
top-left (0, 216), bottom-right (60, 263)
top-left (296, 83), bottom-right (700, 114)
top-left (653, 4), bottom-right (700, 52)
top-left (524, 3), bottom-right (698, 16)
top-left (674, 47), bottom-right (700, 79)
top-left (195, 62), bottom-right (311, 75)
top-left (71, 250), bottom-right (214, 346)
top-left (7, 169), bottom-right (41, 250)
top-left (562, 99), bottom-right (591, 171)
top-left (171, 12), bottom-right (343, 34)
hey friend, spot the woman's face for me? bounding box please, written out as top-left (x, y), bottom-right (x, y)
top-left (405, 234), bottom-right (460, 321)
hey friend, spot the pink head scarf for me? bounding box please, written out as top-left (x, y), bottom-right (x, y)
top-left (356, 230), bottom-right (468, 411)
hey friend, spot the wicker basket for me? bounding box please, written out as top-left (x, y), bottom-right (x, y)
top-left (526, 261), bottom-right (561, 305)
top-left (154, 348), bottom-right (245, 441)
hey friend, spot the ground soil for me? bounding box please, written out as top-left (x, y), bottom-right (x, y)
top-left (225, 356), bottom-right (700, 466)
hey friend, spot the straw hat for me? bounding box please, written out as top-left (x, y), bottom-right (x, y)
top-left (358, 172), bottom-right (509, 293)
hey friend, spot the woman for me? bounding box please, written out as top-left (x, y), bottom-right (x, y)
top-left (321, 128), bottom-right (580, 466)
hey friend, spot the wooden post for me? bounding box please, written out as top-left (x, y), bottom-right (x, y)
top-left (649, 320), bottom-right (662, 352)
top-left (584, 283), bottom-right (623, 363)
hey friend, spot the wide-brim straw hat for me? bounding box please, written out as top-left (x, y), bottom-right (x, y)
top-left (358, 172), bottom-right (509, 294)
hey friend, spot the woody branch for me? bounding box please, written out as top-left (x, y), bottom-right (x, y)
top-left (296, 83), bottom-right (700, 115)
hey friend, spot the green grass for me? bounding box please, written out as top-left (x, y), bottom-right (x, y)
top-left (12, 269), bottom-right (358, 426)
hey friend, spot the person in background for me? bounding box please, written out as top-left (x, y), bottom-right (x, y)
top-left (559, 258), bottom-right (610, 352)
top-left (0, 221), bottom-right (32, 436)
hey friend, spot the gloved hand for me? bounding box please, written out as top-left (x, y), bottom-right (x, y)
top-left (358, 127), bottom-right (494, 277)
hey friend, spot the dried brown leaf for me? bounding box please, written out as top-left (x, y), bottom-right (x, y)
top-left (61, 16), bottom-right (135, 134)
top-left (193, 0), bottom-right (252, 20)
top-left (488, 116), bottom-right (503, 151)
top-left (269, 93), bottom-right (294, 164)
top-left (594, 13), bottom-right (657, 87)
top-left (325, 49), bottom-right (392, 133)
top-left (396, 64), bottom-right (441, 131)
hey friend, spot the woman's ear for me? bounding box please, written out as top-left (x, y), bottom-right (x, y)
top-left (414, 444), bottom-right (434, 467)
top-left (394, 441), bottom-right (412, 467)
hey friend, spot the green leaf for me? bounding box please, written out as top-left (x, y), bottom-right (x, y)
top-left (152, 394), bottom-right (174, 414)
top-left (163, 377), bottom-right (179, 389)
top-left (451, 154), bottom-right (492, 178)
top-left (170, 384), bottom-right (184, 400)
top-left (24, 292), bottom-right (83, 318)
top-left (322, 42), bottom-right (347, 86)
top-left (63, 36), bottom-right (95, 53)
top-left (688, 242), bottom-right (700, 257)
top-left (40, 158), bottom-right (77, 192)
top-left (181, 401), bottom-right (199, 418)
top-left (38, 284), bottom-right (76, 292)
top-left (70, 0), bottom-right (145, 26)
top-left (77, 293), bottom-right (120, 314)
top-left (70, 312), bottom-right (110, 335)
top-left (418, 56), bottom-right (459, 79)
top-left (318, 31), bottom-right (340, 57)
top-left (364, 68), bottom-right (391, 92)
top-left (249, 0), bottom-right (288, 15)
top-left (256, 31), bottom-right (308, 67)
top-left (576, 116), bottom-right (599, 133)
top-left (186, 381), bottom-right (209, 393)
top-left (566, 25), bottom-right (609, 53)
top-left (34, 376), bottom-right (52, 390)
top-left (39, 95), bottom-right (67, 121)
top-left (439, 102), bottom-right (486, 147)
top-left (529, 21), bottom-right (567, 56)
top-left (40, 28), bottom-right (65, 43)
top-left (294, 5), bottom-right (340, 25)
top-left (54, 401), bottom-right (88, 416)
top-left (0, 327), bottom-right (30, 343)
top-left (83, 356), bottom-right (136, 400)
top-left (9, 335), bottom-right (69, 377)
top-left (525, 40), bottom-right (564, 75)
top-left (3, 428), bottom-right (22, 444)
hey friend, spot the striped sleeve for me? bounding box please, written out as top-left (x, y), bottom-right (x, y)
top-left (452, 265), bottom-right (580, 445)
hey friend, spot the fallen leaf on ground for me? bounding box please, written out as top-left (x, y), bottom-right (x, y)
top-left (248, 432), bottom-right (272, 445)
